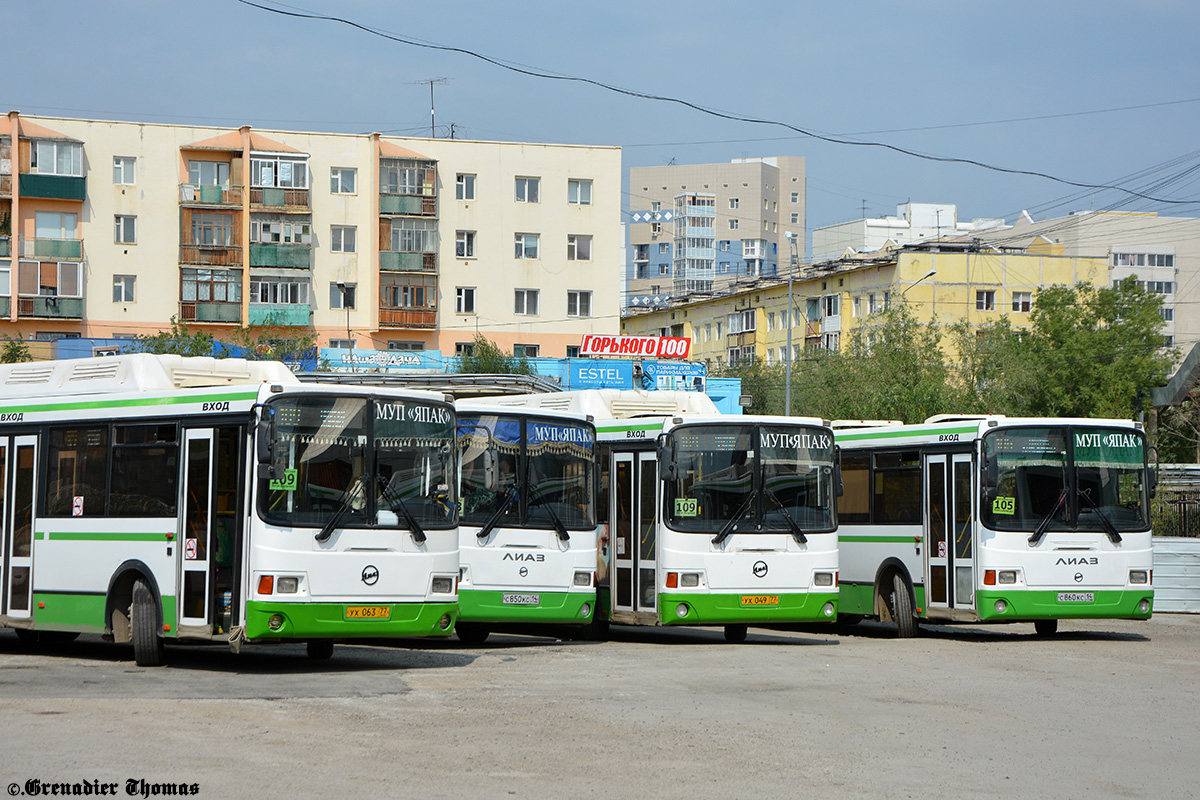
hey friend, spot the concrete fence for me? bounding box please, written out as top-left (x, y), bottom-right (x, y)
top-left (1153, 537), bottom-right (1200, 613)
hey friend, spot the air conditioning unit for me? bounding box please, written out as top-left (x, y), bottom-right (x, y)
top-left (92, 346), bottom-right (121, 357)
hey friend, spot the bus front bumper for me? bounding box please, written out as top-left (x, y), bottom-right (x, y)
top-left (457, 588), bottom-right (596, 625)
top-left (244, 600), bottom-right (458, 640)
top-left (975, 589), bottom-right (1153, 621)
top-left (659, 591), bottom-right (838, 625)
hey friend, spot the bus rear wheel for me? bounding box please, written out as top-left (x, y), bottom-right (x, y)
top-left (724, 624), bottom-right (748, 643)
top-left (455, 623), bottom-right (490, 645)
top-left (131, 578), bottom-right (165, 667)
top-left (891, 574), bottom-right (918, 639)
top-left (307, 640), bottom-right (335, 660)
top-left (1034, 619), bottom-right (1059, 636)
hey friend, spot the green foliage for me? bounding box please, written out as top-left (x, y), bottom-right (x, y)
top-left (130, 317), bottom-right (215, 357)
top-left (0, 336), bottom-right (31, 364)
top-left (454, 334), bottom-right (533, 375)
top-left (224, 323), bottom-right (319, 362)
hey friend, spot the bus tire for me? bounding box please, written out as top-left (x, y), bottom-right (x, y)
top-left (455, 623), bottom-right (490, 645)
top-left (891, 574), bottom-right (918, 639)
top-left (307, 640), bottom-right (335, 660)
top-left (724, 624), bottom-right (748, 643)
top-left (131, 578), bottom-right (165, 667)
top-left (1034, 619), bottom-right (1059, 636)
top-left (15, 629), bottom-right (80, 647)
top-left (577, 615), bottom-right (609, 642)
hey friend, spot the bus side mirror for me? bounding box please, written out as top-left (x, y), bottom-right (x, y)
top-left (983, 451), bottom-right (998, 487)
top-left (658, 434), bottom-right (677, 482)
top-left (1148, 445), bottom-right (1159, 499)
top-left (483, 450), bottom-right (499, 491)
top-left (834, 446), bottom-right (844, 497)
top-left (255, 406), bottom-right (277, 480)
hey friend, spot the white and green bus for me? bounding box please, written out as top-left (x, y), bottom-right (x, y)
top-left (834, 415), bottom-right (1155, 637)
top-left (487, 390), bottom-right (839, 642)
top-left (0, 354), bottom-right (459, 665)
top-left (452, 402), bottom-right (598, 643)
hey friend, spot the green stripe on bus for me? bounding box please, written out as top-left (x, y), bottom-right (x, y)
top-left (835, 424), bottom-right (978, 442)
top-left (0, 389), bottom-right (258, 416)
top-left (32, 592), bottom-right (107, 632)
top-left (839, 535), bottom-right (922, 544)
top-left (597, 421), bottom-right (665, 433)
top-left (41, 531), bottom-right (172, 542)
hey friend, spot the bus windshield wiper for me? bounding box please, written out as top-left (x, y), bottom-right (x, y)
top-left (1027, 489), bottom-right (1067, 546)
top-left (712, 493), bottom-right (755, 546)
top-left (765, 490), bottom-right (807, 545)
top-left (315, 478), bottom-right (365, 542)
top-left (530, 494), bottom-right (570, 542)
top-left (379, 480), bottom-right (427, 544)
top-left (477, 491), bottom-right (515, 541)
top-left (1077, 488), bottom-right (1123, 544)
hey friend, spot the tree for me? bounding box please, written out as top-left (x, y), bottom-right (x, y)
top-left (223, 323), bottom-right (319, 364)
top-left (454, 334), bottom-right (533, 375)
top-left (0, 336), bottom-right (31, 364)
top-left (130, 317), bottom-right (214, 357)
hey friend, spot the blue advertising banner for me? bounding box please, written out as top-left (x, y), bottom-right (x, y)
top-left (319, 348), bottom-right (447, 372)
top-left (568, 360), bottom-right (634, 389)
top-left (643, 361), bottom-right (706, 392)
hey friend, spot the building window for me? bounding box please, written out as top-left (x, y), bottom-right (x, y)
top-left (790, 213), bottom-right (799, 224)
top-left (36, 211), bottom-right (77, 241)
top-left (250, 219), bottom-right (311, 244)
top-left (387, 340), bottom-right (424, 351)
top-left (514, 289), bottom-right (539, 316)
top-left (331, 226), bottom-right (356, 253)
top-left (651, 222), bottom-right (662, 236)
top-left (189, 160), bottom-right (229, 187)
top-left (729, 198), bottom-right (739, 209)
top-left (113, 275), bottom-right (135, 303)
top-left (456, 230), bottom-right (476, 258)
top-left (330, 283), bottom-right (356, 310)
top-left (567, 290), bottom-right (592, 317)
top-left (1162, 307), bottom-right (1175, 322)
top-left (456, 286), bottom-right (476, 314)
top-left (515, 233), bottom-right (539, 259)
top-left (720, 241), bottom-right (730, 252)
top-left (514, 344), bottom-right (539, 358)
top-left (113, 157), bottom-right (135, 185)
top-left (181, 268), bottom-right (240, 304)
top-left (852, 297), bottom-right (860, 317)
top-left (566, 345), bottom-right (580, 358)
top-left (791, 192), bottom-right (799, 203)
top-left (389, 218), bottom-right (438, 253)
top-left (515, 176), bottom-right (540, 203)
top-left (659, 243), bottom-right (670, 255)
top-left (1148, 281), bottom-right (1174, 294)
top-left (32, 140), bottom-right (83, 176)
top-left (976, 290), bottom-right (996, 311)
top-left (660, 264), bottom-right (670, 276)
top-left (456, 173), bottom-right (476, 200)
top-left (568, 179), bottom-right (592, 205)
top-left (380, 160), bottom-right (434, 195)
top-left (456, 341), bottom-right (475, 357)
top-left (567, 235), bottom-right (592, 261)
top-left (729, 219), bottom-right (739, 230)
top-left (251, 278), bottom-right (309, 305)
top-left (822, 294), bottom-right (840, 317)
top-left (251, 155), bottom-right (308, 188)
top-left (1012, 291), bottom-right (1032, 313)
top-left (330, 168), bottom-right (356, 194)
top-left (114, 215), bottom-right (136, 244)
top-left (329, 339), bottom-right (355, 350)
top-left (1164, 335), bottom-right (1175, 348)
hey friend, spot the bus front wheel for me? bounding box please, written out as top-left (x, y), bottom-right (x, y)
top-left (1034, 619), bottom-right (1059, 636)
top-left (131, 578), bottom-right (165, 667)
top-left (724, 624), bottom-right (748, 643)
top-left (455, 623), bottom-right (490, 645)
top-left (891, 574), bottom-right (918, 639)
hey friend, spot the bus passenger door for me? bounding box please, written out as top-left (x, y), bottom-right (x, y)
top-left (612, 451), bottom-right (659, 618)
top-left (179, 429), bottom-right (215, 631)
top-left (924, 452), bottom-right (975, 613)
top-left (613, 454), bottom-right (635, 614)
top-left (2, 436), bottom-right (37, 621)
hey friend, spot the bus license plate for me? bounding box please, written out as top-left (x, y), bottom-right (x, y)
top-left (740, 595), bottom-right (779, 606)
top-left (1057, 592), bottom-right (1094, 603)
top-left (502, 593), bottom-right (540, 606)
top-left (345, 605), bottom-right (391, 619)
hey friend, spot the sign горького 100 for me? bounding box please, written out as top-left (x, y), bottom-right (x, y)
top-left (579, 335), bottom-right (691, 359)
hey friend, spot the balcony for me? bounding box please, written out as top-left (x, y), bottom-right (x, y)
top-left (805, 320), bottom-right (821, 337)
top-left (380, 251), bottom-right (437, 272)
top-left (379, 194), bottom-right (437, 216)
top-left (180, 301), bottom-right (241, 324)
top-left (20, 237), bottom-right (83, 260)
top-left (180, 244), bottom-right (242, 267)
top-left (249, 243), bottom-right (311, 269)
top-left (1, 174), bottom-right (11, 197)
top-left (249, 304), bottom-right (312, 327)
top-left (180, 184), bottom-right (243, 206)
top-left (0, 237), bottom-right (9, 258)
top-left (379, 307), bottom-right (436, 328)
top-left (20, 174), bottom-right (86, 201)
top-left (18, 296), bottom-right (83, 319)
top-left (250, 187), bottom-right (309, 210)
top-left (0, 297), bottom-right (9, 316)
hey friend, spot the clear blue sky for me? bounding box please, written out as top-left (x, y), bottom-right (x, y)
top-left (10, 0), bottom-right (1200, 245)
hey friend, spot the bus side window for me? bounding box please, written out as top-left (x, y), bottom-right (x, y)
top-left (837, 451), bottom-right (870, 523)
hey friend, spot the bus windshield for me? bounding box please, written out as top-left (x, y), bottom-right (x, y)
top-left (260, 395), bottom-right (456, 529)
top-left (665, 423), bottom-right (836, 534)
top-left (981, 426), bottom-right (1148, 533)
top-left (458, 414), bottom-right (595, 530)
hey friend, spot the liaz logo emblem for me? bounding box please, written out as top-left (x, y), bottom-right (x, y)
top-left (753, 561), bottom-right (768, 578)
top-left (503, 553), bottom-right (545, 562)
top-left (1056, 557), bottom-right (1098, 566)
top-left (361, 565), bottom-right (379, 585)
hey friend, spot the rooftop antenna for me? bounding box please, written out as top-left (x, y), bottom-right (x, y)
top-left (413, 78), bottom-right (449, 138)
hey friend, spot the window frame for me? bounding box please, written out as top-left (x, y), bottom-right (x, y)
top-left (515, 176), bottom-right (540, 203)
top-left (514, 288), bottom-right (540, 316)
top-left (114, 215), bottom-right (136, 245)
top-left (567, 290), bottom-right (592, 318)
top-left (330, 167), bottom-right (357, 195)
top-left (568, 178), bottom-right (592, 205)
top-left (456, 286), bottom-right (476, 314)
top-left (113, 156), bottom-right (136, 185)
top-left (456, 173), bottom-right (476, 200)
top-left (330, 225), bottom-right (357, 253)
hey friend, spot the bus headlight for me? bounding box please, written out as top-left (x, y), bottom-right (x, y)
top-left (438, 614), bottom-right (453, 630)
top-left (580, 603), bottom-right (591, 618)
top-left (998, 571), bottom-right (1017, 585)
top-left (1138, 599), bottom-right (1150, 614)
top-left (680, 573), bottom-right (701, 588)
top-left (676, 603), bottom-right (690, 618)
top-left (267, 614), bottom-right (285, 631)
top-left (432, 577), bottom-right (454, 594)
top-left (994, 600), bottom-right (1007, 614)
top-left (276, 577), bottom-right (299, 594)
top-left (822, 602), bottom-right (835, 617)
top-left (1129, 570), bottom-right (1148, 585)
top-left (814, 572), bottom-right (834, 587)
top-left (574, 571), bottom-right (592, 587)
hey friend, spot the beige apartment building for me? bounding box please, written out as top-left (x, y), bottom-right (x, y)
top-left (621, 242), bottom-right (1108, 369)
top-left (0, 113), bottom-right (620, 357)
top-left (625, 157), bottom-right (805, 309)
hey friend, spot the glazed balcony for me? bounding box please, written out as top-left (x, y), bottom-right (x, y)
top-left (180, 183), bottom-right (243, 206)
top-left (180, 244), bottom-right (242, 267)
top-left (0, 236), bottom-right (9, 258)
top-left (249, 303), bottom-right (312, 327)
top-left (379, 307), bottom-right (436, 328)
top-left (250, 186), bottom-right (310, 210)
top-left (379, 194), bottom-right (437, 216)
top-left (19, 236), bottom-right (83, 260)
top-left (1, 174), bottom-right (11, 197)
top-left (179, 301), bottom-right (241, 324)
top-left (249, 243), bottom-right (311, 269)
top-left (17, 296), bottom-right (83, 319)
top-left (0, 297), bottom-right (8, 316)
top-left (19, 174), bottom-right (86, 201)
top-left (380, 251), bottom-right (437, 273)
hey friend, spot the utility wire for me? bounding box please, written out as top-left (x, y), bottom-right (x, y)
top-left (235, 0), bottom-right (1194, 206)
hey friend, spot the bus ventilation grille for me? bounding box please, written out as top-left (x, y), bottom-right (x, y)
top-left (5, 365), bottom-right (55, 385)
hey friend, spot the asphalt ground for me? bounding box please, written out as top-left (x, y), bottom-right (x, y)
top-left (1, 614), bottom-right (1197, 799)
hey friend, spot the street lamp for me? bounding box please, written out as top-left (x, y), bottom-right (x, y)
top-left (902, 269), bottom-right (937, 298)
top-left (336, 280), bottom-right (354, 373)
top-left (784, 232), bottom-right (799, 416)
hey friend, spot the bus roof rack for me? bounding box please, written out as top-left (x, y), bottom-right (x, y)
top-left (830, 419), bottom-right (904, 429)
top-left (923, 414), bottom-right (1006, 424)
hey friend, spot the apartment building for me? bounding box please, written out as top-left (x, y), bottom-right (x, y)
top-left (0, 113), bottom-right (620, 358)
top-left (625, 157), bottom-right (805, 310)
top-left (621, 242), bottom-right (1108, 369)
top-left (811, 202), bottom-right (1007, 262)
